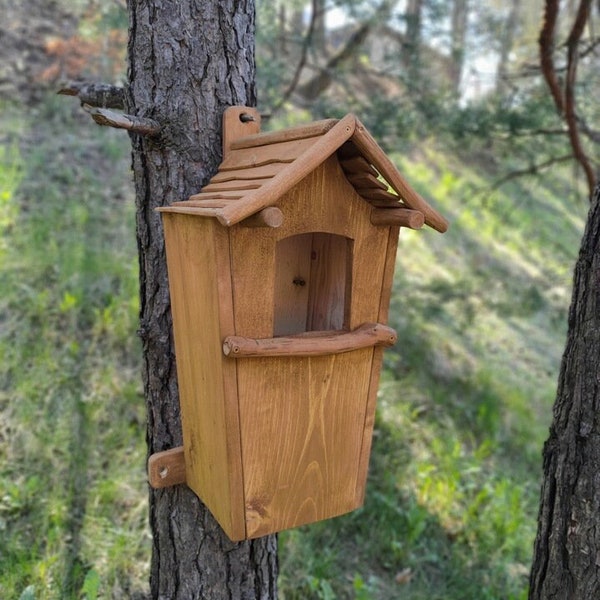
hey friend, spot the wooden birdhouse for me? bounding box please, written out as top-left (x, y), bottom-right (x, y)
top-left (148, 106), bottom-right (447, 541)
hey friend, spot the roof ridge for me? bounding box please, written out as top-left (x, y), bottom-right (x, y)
top-left (217, 114), bottom-right (358, 226)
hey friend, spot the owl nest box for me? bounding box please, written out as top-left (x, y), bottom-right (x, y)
top-left (148, 106), bottom-right (447, 541)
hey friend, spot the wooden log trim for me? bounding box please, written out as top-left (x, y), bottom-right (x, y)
top-left (156, 206), bottom-right (223, 218)
top-left (222, 322), bottom-right (397, 358)
top-left (371, 208), bottom-right (424, 229)
top-left (148, 446), bottom-right (186, 488)
top-left (218, 157), bottom-right (296, 172)
top-left (239, 207), bottom-right (284, 228)
top-left (230, 119), bottom-right (338, 150)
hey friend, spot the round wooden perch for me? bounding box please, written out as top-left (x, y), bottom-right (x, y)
top-left (240, 207), bottom-right (284, 228)
top-left (222, 322), bottom-right (397, 358)
top-left (370, 208), bottom-right (425, 229)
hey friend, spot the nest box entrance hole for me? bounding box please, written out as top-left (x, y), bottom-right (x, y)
top-left (273, 232), bottom-right (353, 336)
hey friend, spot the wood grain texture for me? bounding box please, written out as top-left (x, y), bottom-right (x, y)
top-left (220, 137), bottom-right (316, 171)
top-left (162, 214), bottom-right (246, 540)
top-left (231, 119), bottom-right (338, 150)
top-left (355, 224), bottom-right (401, 504)
top-left (227, 155), bottom-right (394, 536)
top-left (237, 349), bottom-right (374, 538)
top-left (223, 323), bottom-right (397, 357)
top-left (222, 106), bottom-right (260, 156)
top-left (370, 207), bottom-right (425, 229)
top-left (148, 446), bottom-right (186, 488)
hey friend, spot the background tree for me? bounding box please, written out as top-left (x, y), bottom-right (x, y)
top-left (529, 1), bottom-right (600, 597)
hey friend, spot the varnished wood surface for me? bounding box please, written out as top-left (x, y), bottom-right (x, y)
top-left (148, 447), bottom-right (186, 488)
top-left (230, 119), bottom-right (338, 150)
top-left (370, 207), bottom-right (425, 229)
top-left (237, 349), bottom-right (374, 538)
top-left (222, 323), bottom-right (397, 357)
top-left (162, 214), bottom-right (246, 540)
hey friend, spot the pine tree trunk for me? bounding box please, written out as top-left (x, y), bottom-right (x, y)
top-left (125, 1), bottom-right (278, 597)
top-left (529, 183), bottom-right (600, 599)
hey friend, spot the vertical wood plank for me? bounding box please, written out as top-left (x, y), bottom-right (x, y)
top-left (162, 214), bottom-right (246, 540)
top-left (273, 233), bottom-right (312, 336)
top-left (237, 350), bottom-right (373, 539)
top-left (307, 233), bottom-right (350, 331)
top-left (355, 225), bottom-right (401, 505)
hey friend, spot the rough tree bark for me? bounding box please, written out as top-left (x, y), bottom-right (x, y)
top-left (125, 1), bottom-right (277, 598)
top-left (529, 182), bottom-right (600, 598)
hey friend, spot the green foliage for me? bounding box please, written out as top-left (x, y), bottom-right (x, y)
top-left (2, 3), bottom-right (593, 598)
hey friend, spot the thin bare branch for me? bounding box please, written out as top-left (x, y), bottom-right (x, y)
top-left (82, 105), bottom-right (161, 136)
top-left (564, 0), bottom-right (596, 197)
top-left (58, 81), bottom-right (125, 109)
top-left (490, 154), bottom-right (575, 190)
top-left (270, 0), bottom-right (319, 114)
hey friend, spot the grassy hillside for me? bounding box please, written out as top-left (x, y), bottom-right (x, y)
top-left (0, 96), bottom-right (588, 599)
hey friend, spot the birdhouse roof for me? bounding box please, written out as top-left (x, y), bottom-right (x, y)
top-left (159, 112), bottom-right (448, 233)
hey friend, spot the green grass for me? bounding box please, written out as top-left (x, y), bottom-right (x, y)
top-left (0, 97), bottom-right (587, 599)
top-left (0, 99), bottom-right (148, 599)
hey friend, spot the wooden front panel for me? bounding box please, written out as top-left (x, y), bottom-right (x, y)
top-left (236, 349), bottom-right (374, 539)
top-left (230, 156), bottom-right (391, 338)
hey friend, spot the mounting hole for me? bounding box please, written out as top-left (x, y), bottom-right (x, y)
top-left (239, 112), bottom-right (255, 123)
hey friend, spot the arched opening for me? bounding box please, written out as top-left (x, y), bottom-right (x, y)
top-left (273, 233), bottom-right (353, 336)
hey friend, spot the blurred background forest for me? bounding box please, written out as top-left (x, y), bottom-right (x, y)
top-left (0, 0), bottom-right (598, 598)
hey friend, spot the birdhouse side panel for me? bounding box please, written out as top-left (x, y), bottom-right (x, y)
top-left (162, 214), bottom-right (245, 540)
top-left (354, 224), bottom-right (401, 505)
top-left (236, 349), bottom-right (374, 539)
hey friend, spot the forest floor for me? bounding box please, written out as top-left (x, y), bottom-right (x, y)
top-left (0, 89), bottom-right (589, 600)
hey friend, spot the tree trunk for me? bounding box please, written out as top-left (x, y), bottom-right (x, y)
top-left (403, 0), bottom-right (423, 91)
top-left (450, 0), bottom-right (469, 98)
top-left (495, 0), bottom-right (520, 96)
top-left (125, 1), bottom-right (278, 597)
top-left (529, 182), bottom-right (600, 599)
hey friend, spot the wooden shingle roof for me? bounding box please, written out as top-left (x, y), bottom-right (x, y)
top-left (159, 109), bottom-right (448, 233)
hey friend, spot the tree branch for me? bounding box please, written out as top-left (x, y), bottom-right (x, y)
top-left (564, 0), bottom-right (596, 197)
top-left (58, 81), bottom-right (125, 109)
top-left (270, 0), bottom-right (319, 114)
top-left (490, 154), bottom-right (576, 190)
top-left (539, 0), bottom-right (564, 114)
top-left (82, 105), bottom-right (161, 136)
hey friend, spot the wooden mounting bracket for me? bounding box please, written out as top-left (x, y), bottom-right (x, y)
top-left (222, 106), bottom-right (261, 157)
top-left (148, 446), bottom-right (186, 489)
